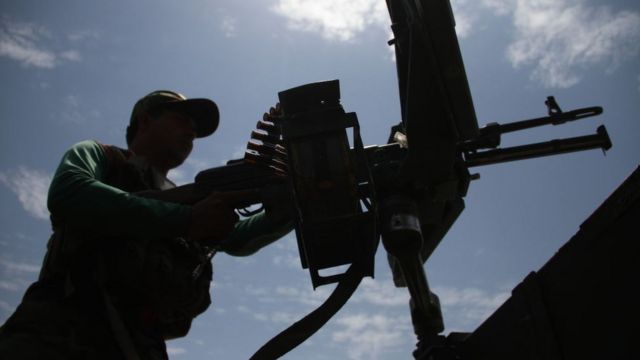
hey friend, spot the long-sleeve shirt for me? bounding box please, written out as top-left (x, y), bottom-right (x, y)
top-left (47, 140), bottom-right (291, 254)
top-left (0, 140), bottom-right (293, 359)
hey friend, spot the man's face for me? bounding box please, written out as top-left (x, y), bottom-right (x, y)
top-left (144, 110), bottom-right (197, 169)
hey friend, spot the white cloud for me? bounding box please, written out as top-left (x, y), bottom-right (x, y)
top-left (230, 145), bottom-right (246, 161)
top-left (272, 252), bottom-right (300, 268)
top-left (0, 17), bottom-right (85, 68)
top-left (270, 0), bottom-right (479, 44)
top-left (0, 22), bottom-right (56, 68)
top-left (481, 0), bottom-right (516, 16)
top-left (237, 276), bottom-right (508, 338)
top-left (0, 280), bottom-right (20, 292)
top-left (0, 258), bottom-right (40, 292)
top-left (67, 29), bottom-right (100, 42)
top-left (272, 235), bottom-right (301, 268)
top-left (271, 0), bottom-right (390, 42)
top-left (243, 274), bottom-right (408, 311)
top-left (274, 284), bottom-right (332, 307)
top-left (168, 168), bottom-right (189, 186)
top-left (487, 0), bottom-right (640, 88)
top-left (244, 284), bottom-right (270, 297)
top-left (0, 259), bottom-right (40, 274)
top-left (332, 313), bottom-right (411, 360)
top-left (451, 1), bottom-right (640, 88)
top-left (236, 303), bottom-right (305, 324)
top-left (269, 0), bottom-right (640, 87)
top-left (450, 0), bottom-right (479, 39)
top-left (64, 94), bottom-right (80, 108)
top-left (274, 234), bottom-right (298, 251)
top-left (237, 282), bottom-right (333, 324)
top-left (166, 347), bottom-right (187, 355)
top-left (221, 15), bottom-right (238, 38)
top-left (353, 278), bottom-right (409, 306)
top-left (0, 167), bottom-right (51, 220)
top-left (236, 304), bottom-right (252, 314)
top-left (185, 157), bottom-right (213, 170)
top-left (59, 49), bottom-right (82, 62)
top-left (433, 285), bottom-right (510, 331)
top-left (256, 310), bottom-right (301, 324)
top-left (0, 300), bottom-right (15, 314)
top-left (58, 94), bottom-right (102, 125)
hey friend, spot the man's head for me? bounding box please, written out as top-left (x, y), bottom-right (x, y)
top-left (127, 90), bottom-right (219, 172)
top-left (127, 90), bottom-right (219, 145)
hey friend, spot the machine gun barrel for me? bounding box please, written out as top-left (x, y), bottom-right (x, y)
top-left (464, 125), bottom-right (611, 167)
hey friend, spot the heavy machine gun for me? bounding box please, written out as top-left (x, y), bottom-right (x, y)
top-left (244, 0), bottom-right (614, 358)
top-left (154, 0), bottom-right (615, 358)
top-left (246, 77), bottom-right (610, 359)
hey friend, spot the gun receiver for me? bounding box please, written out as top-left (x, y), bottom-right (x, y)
top-left (278, 80), bottom-right (378, 288)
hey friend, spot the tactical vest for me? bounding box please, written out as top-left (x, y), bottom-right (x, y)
top-left (40, 143), bottom-right (212, 341)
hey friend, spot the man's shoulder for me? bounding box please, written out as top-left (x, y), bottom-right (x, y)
top-left (69, 139), bottom-right (115, 152)
top-left (65, 140), bottom-right (108, 158)
top-left (68, 139), bottom-right (101, 150)
top-left (67, 140), bottom-right (131, 160)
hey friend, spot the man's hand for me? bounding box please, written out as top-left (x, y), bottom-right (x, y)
top-left (188, 192), bottom-right (243, 246)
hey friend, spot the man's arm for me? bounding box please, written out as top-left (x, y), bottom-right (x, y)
top-left (222, 212), bottom-right (293, 256)
top-left (47, 140), bottom-right (191, 239)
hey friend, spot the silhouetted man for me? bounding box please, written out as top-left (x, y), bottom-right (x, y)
top-left (0, 90), bottom-right (291, 359)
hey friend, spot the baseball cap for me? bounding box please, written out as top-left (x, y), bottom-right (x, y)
top-left (129, 90), bottom-right (219, 138)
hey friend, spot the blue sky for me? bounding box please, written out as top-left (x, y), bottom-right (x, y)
top-left (1, 0), bottom-right (639, 359)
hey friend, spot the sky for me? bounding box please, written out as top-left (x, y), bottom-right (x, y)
top-left (0, 0), bottom-right (639, 359)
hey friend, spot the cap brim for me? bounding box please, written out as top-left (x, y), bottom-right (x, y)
top-left (164, 99), bottom-right (219, 138)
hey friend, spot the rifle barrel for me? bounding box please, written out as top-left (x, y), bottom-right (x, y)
top-left (491, 106), bottom-right (603, 135)
top-left (465, 125), bottom-right (611, 167)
